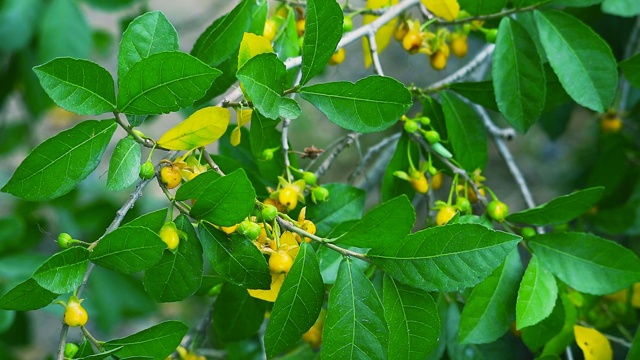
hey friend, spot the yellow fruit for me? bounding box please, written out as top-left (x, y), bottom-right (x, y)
top-left (600, 116), bottom-right (623, 133)
top-left (300, 220), bottom-right (316, 243)
top-left (431, 172), bottom-right (443, 190)
top-left (221, 224), bottom-right (238, 234)
top-left (328, 47), bottom-right (345, 65)
top-left (430, 51), bottom-right (447, 70)
top-left (64, 296), bottom-right (88, 327)
top-left (439, 43), bottom-right (450, 58)
top-left (394, 21), bottom-right (409, 42)
top-left (279, 186), bottom-right (299, 210)
top-left (451, 36), bottom-right (468, 57)
top-left (409, 173), bottom-right (429, 194)
top-left (436, 206), bottom-right (456, 226)
top-left (296, 18), bottom-right (306, 37)
top-left (402, 31), bottom-right (423, 54)
top-left (159, 222), bottom-right (180, 251)
top-left (263, 19), bottom-right (277, 42)
top-left (160, 165), bottom-right (181, 189)
top-left (302, 327), bottom-right (322, 348)
top-left (269, 251), bottom-right (294, 273)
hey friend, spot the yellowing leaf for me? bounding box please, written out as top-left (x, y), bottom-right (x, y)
top-left (157, 106), bottom-right (230, 150)
top-left (574, 325), bottom-right (613, 360)
top-left (237, 108), bottom-right (252, 126)
top-left (605, 282), bottom-right (640, 308)
top-left (238, 32), bottom-right (274, 69)
top-left (230, 127), bottom-right (242, 146)
top-left (248, 273), bottom-right (285, 302)
top-left (362, 0), bottom-right (398, 68)
top-left (422, 0), bottom-right (460, 21)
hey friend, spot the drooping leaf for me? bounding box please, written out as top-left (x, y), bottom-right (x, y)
top-left (33, 58), bottom-right (116, 115)
top-left (516, 255), bottom-right (558, 329)
top-left (265, 243), bottom-right (324, 358)
top-left (529, 232), bottom-right (640, 295)
top-left (300, 0), bottom-right (343, 85)
top-left (381, 132), bottom-right (418, 202)
top-left (534, 10), bottom-right (617, 113)
top-left (33, 247), bottom-right (90, 294)
top-left (157, 106), bottom-right (230, 150)
top-left (213, 283), bottom-right (266, 342)
top-left (300, 75), bottom-right (412, 133)
top-left (602, 0), bottom-right (640, 17)
top-left (103, 321), bottom-right (188, 359)
top-left (175, 169), bottom-right (256, 226)
top-left (106, 137), bottom-right (141, 191)
top-left (507, 187), bottom-right (604, 226)
top-left (0, 0), bottom-right (42, 52)
top-left (574, 325), bottom-right (612, 360)
top-left (0, 278), bottom-right (58, 311)
top-left (620, 52), bottom-right (640, 90)
top-left (306, 183), bottom-right (365, 237)
top-left (198, 223), bottom-right (271, 290)
top-left (421, 0), bottom-right (460, 21)
top-left (362, 0), bottom-right (399, 68)
top-left (118, 11), bottom-right (179, 80)
top-left (322, 258), bottom-right (387, 360)
top-left (368, 224), bottom-right (521, 292)
top-left (143, 215), bottom-right (203, 302)
top-left (117, 52), bottom-right (221, 115)
top-left (89, 226), bottom-right (166, 275)
top-left (458, 249), bottom-right (523, 344)
top-left (191, 0), bottom-right (256, 67)
top-left (458, 0), bottom-right (506, 15)
top-left (38, 0), bottom-right (91, 62)
top-left (334, 195), bottom-right (415, 250)
top-left (440, 91), bottom-right (487, 172)
top-left (493, 17), bottom-right (545, 133)
top-left (383, 275), bottom-right (440, 359)
top-left (1, 120), bottom-right (117, 201)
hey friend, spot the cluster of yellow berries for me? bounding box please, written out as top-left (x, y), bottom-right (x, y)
top-left (157, 154), bottom-right (208, 190)
top-left (394, 19), bottom-right (468, 70)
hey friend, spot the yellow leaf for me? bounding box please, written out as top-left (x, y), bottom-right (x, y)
top-left (362, 0), bottom-right (398, 68)
top-left (157, 106), bottom-right (230, 150)
top-left (230, 126), bottom-right (241, 147)
top-left (422, 0), bottom-right (460, 21)
top-left (238, 32), bottom-right (274, 69)
top-left (574, 325), bottom-right (613, 360)
top-left (247, 273), bottom-right (285, 302)
top-left (237, 108), bottom-right (252, 126)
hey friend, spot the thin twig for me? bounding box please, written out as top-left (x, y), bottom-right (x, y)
top-left (314, 132), bottom-right (360, 178)
top-left (282, 71), bottom-right (303, 181)
top-left (565, 346), bottom-right (574, 360)
top-left (438, 3), bottom-right (544, 25)
top-left (605, 333), bottom-right (632, 348)
top-left (348, 133), bottom-right (400, 183)
top-left (366, 31), bottom-right (385, 76)
top-left (201, 148), bottom-right (225, 176)
top-left (424, 44), bottom-right (495, 91)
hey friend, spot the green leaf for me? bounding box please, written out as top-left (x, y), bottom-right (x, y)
top-left (106, 137), bottom-right (141, 191)
top-left (0, 278), bottom-right (58, 311)
top-left (459, 249), bottom-right (523, 344)
top-left (265, 243), bottom-right (324, 358)
top-left (440, 91), bottom-right (487, 172)
top-left (33, 247), bottom-right (89, 294)
top-left (534, 10), bottom-right (618, 113)
top-left (117, 52), bottom-right (221, 115)
top-left (306, 183), bottom-right (365, 236)
top-left (84, 0), bottom-right (139, 10)
top-left (530, 232), bottom-right (640, 295)
top-left (620, 52), bottom-right (640, 90)
top-left (33, 58), bottom-right (116, 115)
top-left (381, 132), bottom-right (418, 202)
top-left (317, 244), bottom-right (369, 285)
top-left (521, 295), bottom-right (565, 352)
top-left (236, 53), bottom-right (289, 120)
top-left (458, 0), bottom-right (507, 15)
top-left (448, 81), bottom-right (499, 112)
top-left (1, 120), bottom-right (117, 201)
top-left (300, 76), bottom-right (413, 133)
top-left (548, 0), bottom-right (603, 6)
top-left (334, 195), bottom-right (415, 250)
top-left (628, 319), bottom-right (640, 359)
top-left (103, 320), bottom-right (188, 359)
top-left (143, 215), bottom-right (203, 302)
top-left (602, 0), bottom-right (640, 17)
top-left (74, 346), bottom-right (124, 360)
top-left (507, 187), bottom-right (604, 225)
top-left (177, 169), bottom-right (256, 227)
top-left (493, 18), bottom-right (545, 133)
top-left (516, 254), bottom-right (557, 330)
top-left (123, 208), bottom-right (168, 233)
top-left (198, 223), bottom-right (271, 290)
top-left (191, 0), bottom-right (256, 67)
top-left (368, 224), bottom-right (521, 292)
top-left (213, 283), bottom-right (266, 342)
top-left (274, 9), bottom-right (301, 63)
top-left (118, 11), bottom-right (179, 80)
top-left (300, 0), bottom-right (343, 85)
top-left (383, 275), bottom-right (440, 359)
top-left (38, 0), bottom-right (91, 62)
top-left (0, 0), bottom-right (42, 52)
top-left (540, 294), bottom-right (577, 357)
top-left (322, 258), bottom-right (387, 360)
top-left (89, 226), bottom-right (166, 275)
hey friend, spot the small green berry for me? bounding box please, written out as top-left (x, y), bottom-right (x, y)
top-left (237, 220), bottom-right (261, 241)
top-left (261, 204), bottom-right (278, 222)
top-left (343, 17), bottom-right (353, 32)
top-left (64, 343), bottom-right (79, 358)
top-left (424, 130), bottom-right (441, 144)
top-left (58, 233), bottom-right (73, 249)
top-left (302, 171), bottom-right (317, 185)
top-left (404, 120), bottom-right (419, 133)
top-left (311, 186), bottom-right (329, 203)
top-left (139, 161), bottom-right (155, 179)
top-left (485, 29), bottom-right (498, 43)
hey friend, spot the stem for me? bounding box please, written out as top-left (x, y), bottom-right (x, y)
top-left (423, 44), bottom-right (495, 92)
top-left (314, 132), bottom-right (360, 178)
top-left (113, 111), bottom-right (158, 149)
top-left (201, 148), bottom-right (226, 176)
top-left (439, 3), bottom-right (544, 25)
top-left (81, 326), bottom-right (104, 351)
top-left (366, 31), bottom-right (385, 76)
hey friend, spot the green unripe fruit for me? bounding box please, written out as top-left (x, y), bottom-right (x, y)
top-left (456, 197), bottom-right (472, 214)
top-left (424, 130), bottom-right (441, 144)
top-left (302, 171), bottom-right (317, 185)
top-left (312, 186), bottom-right (329, 203)
top-left (237, 220), bottom-right (261, 241)
top-left (521, 227), bottom-right (536, 239)
top-left (262, 148), bottom-right (275, 161)
top-left (58, 233), bottom-right (73, 249)
top-left (428, 166), bottom-right (438, 176)
top-left (64, 343), bottom-right (79, 358)
top-left (207, 283), bottom-right (223, 296)
top-left (486, 200), bottom-right (509, 222)
top-left (261, 204), bottom-right (278, 222)
top-left (485, 29), bottom-right (498, 43)
top-left (139, 161), bottom-right (155, 179)
top-left (419, 116), bottom-right (431, 125)
top-left (343, 17), bottom-right (353, 32)
top-left (404, 120), bottom-right (419, 133)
